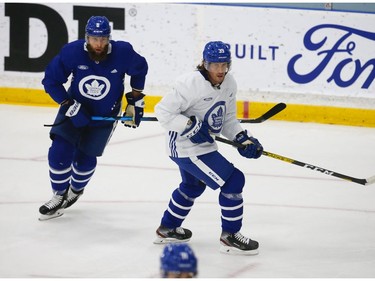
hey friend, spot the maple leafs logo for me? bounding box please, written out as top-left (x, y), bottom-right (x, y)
top-left (78, 75), bottom-right (110, 100)
top-left (84, 80), bottom-right (105, 97)
top-left (205, 101), bottom-right (226, 134)
top-left (211, 107), bottom-right (224, 128)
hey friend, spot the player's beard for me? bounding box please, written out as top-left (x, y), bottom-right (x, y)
top-left (87, 44), bottom-right (109, 62)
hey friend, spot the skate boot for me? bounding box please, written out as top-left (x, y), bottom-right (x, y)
top-left (220, 231), bottom-right (259, 255)
top-left (154, 225), bottom-right (192, 244)
top-left (65, 187), bottom-right (84, 209)
top-left (38, 191), bottom-right (68, 221)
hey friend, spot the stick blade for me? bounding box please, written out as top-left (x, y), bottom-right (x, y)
top-left (240, 102), bottom-right (286, 123)
top-left (261, 102), bottom-right (286, 120)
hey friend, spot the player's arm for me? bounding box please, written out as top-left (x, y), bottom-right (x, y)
top-left (220, 77), bottom-right (243, 140)
top-left (221, 96), bottom-right (243, 140)
top-left (127, 44), bottom-right (148, 92)
top-left (122, 45), bottom-right (148, 128)
top-left (42, 54), bottom-right (71, 104)
top-left (154, 85), bottom-right (193, 133)
top-left (42, 50), bottom-right (90, 127)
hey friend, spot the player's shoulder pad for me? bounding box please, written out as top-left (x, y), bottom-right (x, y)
top-left (60, 39), bottom-right (86, 56)
top-left (222, 72), bottom-right (237, 87)
top-left (174, 71), bottom-right (205, 98)
top-left (111, 40), bottom-right (134, 52)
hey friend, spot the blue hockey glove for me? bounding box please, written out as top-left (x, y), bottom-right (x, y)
top-left (181, 116), bottom-right (214, 144)
top-left (234, 130), bottom-right (263, 159)
top-left (123, 91), bottom-right (145, 128)
top-left (63, 99), bottom-right (90, 128)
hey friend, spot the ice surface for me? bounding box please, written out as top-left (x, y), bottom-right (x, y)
top-left (0, 104), bottom-right (375, 278)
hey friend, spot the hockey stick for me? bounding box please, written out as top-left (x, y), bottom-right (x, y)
top-left (44, 102), bottom-right (285, 127)
top-left (43, 117), bottom-right (68, 127)
top-left (239, 102), bottom-right (286, 123)
top-left (92, 116), bottom-right (158, 121)
top-left (91, 102), bottom-right (287, 123)
top-left (215, 136), bottom-right (375, 186)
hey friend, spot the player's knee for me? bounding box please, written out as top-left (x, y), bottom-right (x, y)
top-left (179, 181), bottom-right (206, 199)
top-left (220, 168), bottom-right (245, 194)
top-left (74, 150), bottom-right (97, 171)
top-left (48, 136), bottom-right (74, 169)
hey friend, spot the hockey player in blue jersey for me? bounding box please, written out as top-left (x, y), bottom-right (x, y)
top-left (153, 41), bottom-right (263, 255)
top-left (39, 16), bottom-right (148, 220)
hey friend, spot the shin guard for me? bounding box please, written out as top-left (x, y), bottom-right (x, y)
top-left (219, 168), bottom-right (245, 233)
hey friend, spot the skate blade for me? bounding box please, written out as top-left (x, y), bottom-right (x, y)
top-left (219, 245), bottom-right (259, 256)
top-left (38, 209), bottom-right (64, 221)
top-left (153, 236), bottom-right (191, 244)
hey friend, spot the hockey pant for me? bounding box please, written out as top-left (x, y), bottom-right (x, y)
top-left (161, 151), bottom-right (245, 233)
top-left (48, 135), bottom-right (97, 194)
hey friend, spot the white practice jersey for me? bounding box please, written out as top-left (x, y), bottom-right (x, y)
top-left (155, 70), bottom-right (250, 158)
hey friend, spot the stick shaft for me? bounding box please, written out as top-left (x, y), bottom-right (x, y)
top-left (92, 102), bottom-right (286, 123)
top-left (91, 116), bottom-right (157, 121)
top-left (262, 150), bottom-right (368, 185)
top-left (214, 136), bottom-right (373, 186)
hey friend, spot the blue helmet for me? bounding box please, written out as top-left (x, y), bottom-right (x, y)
top-left (85, 16), bottom-right (111, 37)
top-left (160, 243), bottom-right (198, 277)
top-left (203, 41), bottom-right (231, 63)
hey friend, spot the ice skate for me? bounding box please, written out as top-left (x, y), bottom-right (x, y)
top-left (65, 187), bottom-right (84, 209)
top-left (154, 225), bottom-right (192, 244)
top-left (220, 231), bottom-right (259, 255)
top-left (38, 191), bottom-right (68, 221)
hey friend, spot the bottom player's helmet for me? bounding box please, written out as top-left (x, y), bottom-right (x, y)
top-left (203, 41), bottom-right (231, 64)
top-left (160, 243), bottom-right (198, 277)
top-left (85, 16), bottom-right (111, 37)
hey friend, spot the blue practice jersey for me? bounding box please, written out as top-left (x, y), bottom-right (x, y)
top-left (42, 39), bottom-right (148, 116)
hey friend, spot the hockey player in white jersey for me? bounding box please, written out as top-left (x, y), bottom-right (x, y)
top-left (154, 41), bottom-right (263, 255)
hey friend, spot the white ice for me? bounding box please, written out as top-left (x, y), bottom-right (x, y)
top-left (0, 104), bottom-right (375, 278)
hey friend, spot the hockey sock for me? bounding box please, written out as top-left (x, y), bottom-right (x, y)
top-left (161, 182), bottom-right (205, 228)
top-left (71, 150), bottom-right (97, 191)
top-left (219, 168), bottom-right (245, 233)
top-left (48, 136), bottom-right (75, 194)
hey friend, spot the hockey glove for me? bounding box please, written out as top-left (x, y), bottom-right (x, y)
top-left (123, 91), bottom-right (145, 128)
top-left (63, 99), bottom-right (90, 128)
top-left (181, 116), bottom-right (214, 144)
top-left (234, 130), bottom-right (263, 159)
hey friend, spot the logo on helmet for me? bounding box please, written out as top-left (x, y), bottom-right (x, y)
top-left (203, 41), bottom-right (231, 63)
